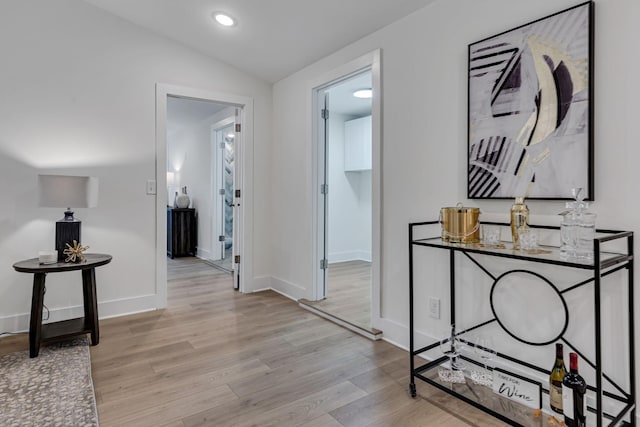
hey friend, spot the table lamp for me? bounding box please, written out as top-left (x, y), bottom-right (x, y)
top-left (38, 175), bottom-right (99, 261)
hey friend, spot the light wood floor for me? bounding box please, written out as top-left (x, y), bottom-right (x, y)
top-left (302, 260), bottom-right (373, 333)
top-left (0, 257), bottom-right (504, 426)
top-left (206, 252), bottom-right (233, 273)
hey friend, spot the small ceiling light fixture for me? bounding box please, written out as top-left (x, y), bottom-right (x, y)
top-left (213, 12), bottom-right (235, 27)
top-left (353, 88), bottom-right (373, 99)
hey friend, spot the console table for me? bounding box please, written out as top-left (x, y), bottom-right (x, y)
top-left (13, 253), bottom-right (112, 358)
top-left (408, 221), bottom-right (635, 426)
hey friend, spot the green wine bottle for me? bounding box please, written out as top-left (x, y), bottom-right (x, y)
top-left (549, 343), bottom-right (566, 414)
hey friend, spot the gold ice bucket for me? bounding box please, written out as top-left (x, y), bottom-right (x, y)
top-left (440, 203), bottom-right (480, 243)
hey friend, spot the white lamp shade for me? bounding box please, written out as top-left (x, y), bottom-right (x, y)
top-left (38, 175), bottom-right (99, 208)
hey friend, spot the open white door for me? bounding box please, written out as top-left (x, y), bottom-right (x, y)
top-left (211, 117), bottom-right (234, 267)
top-left (320, 92), bottom-right (330, 298)
top-left (232, 108), bottom-right (243, 289)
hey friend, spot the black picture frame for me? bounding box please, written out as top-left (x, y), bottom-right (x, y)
top-left (467, 2), bottom-right (594, 200)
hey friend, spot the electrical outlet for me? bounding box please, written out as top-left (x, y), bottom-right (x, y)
top-left (428, 297), bottom-right (440, 319)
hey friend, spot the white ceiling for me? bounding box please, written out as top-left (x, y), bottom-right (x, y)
top-left (167, 96), bottom-right (228, 136)
top-left (328, 71), bottom-right (372, 117)
top-left (82, 0), bottom-right (437, 83)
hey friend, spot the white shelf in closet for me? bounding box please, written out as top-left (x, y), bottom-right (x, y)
top-left (344, 115), bottom-right (371, 172)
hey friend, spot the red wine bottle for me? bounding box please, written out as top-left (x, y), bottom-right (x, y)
top-left (549, 343), bottom-right (566, 414)
top-left (562, 352), bottom-right (587, 427)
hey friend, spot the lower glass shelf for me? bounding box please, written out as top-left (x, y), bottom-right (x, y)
top-left (412, 356), bottom-right (631, 427)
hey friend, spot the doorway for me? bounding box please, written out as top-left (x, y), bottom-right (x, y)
top-left (304, 68), bottom-right (380, 338)
top-left (166, 96), bottom-right (239, 284)
top-left (156, 84), bottom-right (254, 306)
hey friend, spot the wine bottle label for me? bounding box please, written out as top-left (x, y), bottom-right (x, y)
top-left (562, 386), bottom-right (574, 419)
top-left (550, 384), bottom-right (563, 410)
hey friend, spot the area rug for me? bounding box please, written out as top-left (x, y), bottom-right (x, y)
top-left (0, 338), bottom-right (99, 427)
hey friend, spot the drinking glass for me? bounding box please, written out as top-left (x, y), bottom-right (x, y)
top-left (560, 211), bottom-right (576, 259)
top-left (471, 336), bottom-right (496, 386)
top-left (518, 227), bottom-right (538, 250)
top-left (437, 324), bottom-right (466, 383)
top-left (574, 212), bottom-right (597, 261)
top-left (438, 324), bottom-right (466, 371)
top-left (481, 225), bottom-right (501, 247)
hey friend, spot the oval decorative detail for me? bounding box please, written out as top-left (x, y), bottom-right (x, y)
top-left (489, 270), bottom-right (568, 346)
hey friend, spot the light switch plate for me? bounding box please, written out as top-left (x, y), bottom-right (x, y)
top-left (146, 180), bottom-right (157, 195)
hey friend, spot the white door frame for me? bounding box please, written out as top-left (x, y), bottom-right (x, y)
top-left (310, 49), bottom-right (382, 328)
top-left (155, 83), bottom-right (254, 306)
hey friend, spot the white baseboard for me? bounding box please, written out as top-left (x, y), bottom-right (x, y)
top-left (252, 276), bottom-right (305, 302)
top-left (270, 276), bottom-right (306, 300)
top-left (250, 276), bottom-right (272, 293)
top-left (269, 286), bottom-right (301, 302)
top-left (373, 317), bottom-right (409, 350)
top-left (328, 250), bottom-right (371, 263)
top-left (0, 313), bottom-right (28, 334)
top-left (196, 248), bottom-right (212, 260)
top-left (99, 294), bottom-right (158, 319)
top-left (374, 317), bottom-right (440, 352)
top-left (0, 294), bottom-right (158, 334)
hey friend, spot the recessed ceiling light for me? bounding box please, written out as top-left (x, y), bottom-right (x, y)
top-left (213, 12), bottom-right (235, 27)
top-left (353, 88), bottom-right (373, 99)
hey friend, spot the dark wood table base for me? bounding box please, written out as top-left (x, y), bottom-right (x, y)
top-left (14, 254), bottom-right (112, 358)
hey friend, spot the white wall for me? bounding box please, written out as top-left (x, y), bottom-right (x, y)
top-left (167, 106), bottom-right (235, 260)
top-left (328, 113), bottom-right (372, 263)
top-left (271, 0), bottom-right (640, 413)
top-left (2, 0), bottom-right (639, 416)
top-left (0, 0), bottom-right (272, 331)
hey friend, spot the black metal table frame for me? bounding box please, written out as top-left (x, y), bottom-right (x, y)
top-left (408, 221), bottom-right (635, 427)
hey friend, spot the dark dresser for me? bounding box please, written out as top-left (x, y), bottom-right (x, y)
top-left (167, 207), bottom-right (197, 258)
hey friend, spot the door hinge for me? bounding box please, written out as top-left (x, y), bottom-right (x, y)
top-left (219, 189), bottom-right (225, 195)
top-left (321, 108), bottom-right (329, 120)
top-left (219, 141), bottom-right (225, 149)
top-left (218, 235), bottom-right (225, 242)
top-left (320, 259), bottom-right (328, 270)
top-left (235, 123), bottom-right (241, 132)
top-left (235, 255), bottom-right (240, 264)
top-left (320, 184), bottom-right (328, 195)
top-left (235, 189), bottom-right (241, 198)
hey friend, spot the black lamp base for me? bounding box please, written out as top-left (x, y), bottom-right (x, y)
top-left (56, 220), bottom-right (81, 261)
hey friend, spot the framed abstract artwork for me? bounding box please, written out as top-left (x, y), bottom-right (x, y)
top-left (467, 2), bottom-right (593, 200)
